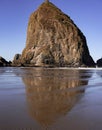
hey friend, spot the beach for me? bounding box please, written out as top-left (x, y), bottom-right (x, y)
top-left (0, 67), bottom-right (102, 130)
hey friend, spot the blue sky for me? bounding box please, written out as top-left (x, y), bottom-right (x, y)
top-left (0, 0), bottom-right (102, 62)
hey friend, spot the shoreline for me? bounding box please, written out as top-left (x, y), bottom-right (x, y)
top-left (1, 66), bottom-right (102, 70)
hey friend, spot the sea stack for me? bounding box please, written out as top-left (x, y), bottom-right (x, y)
top-left (19, 1), bottom-right (95, 67)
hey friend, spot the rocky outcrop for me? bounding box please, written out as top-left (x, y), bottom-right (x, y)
top-left (96, 58), bottom-right (102, 67)
top-left (17, 1), bottom-right (95, 67)
top-left (12, 54), bottom-right (22, 66)
top-left (0, 56), bottom-right (10, 67)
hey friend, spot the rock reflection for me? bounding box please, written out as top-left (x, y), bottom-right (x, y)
top-left (22, 68), bottom-right (91, 129)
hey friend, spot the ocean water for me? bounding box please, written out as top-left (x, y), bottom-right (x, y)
top-left (0, 67), bottom-right (102, 130)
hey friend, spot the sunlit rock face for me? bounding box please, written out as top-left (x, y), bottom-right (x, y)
top-left (20, 1), bottom-right (95, 67)
top-left (21, 68), bottom-right (92, 128)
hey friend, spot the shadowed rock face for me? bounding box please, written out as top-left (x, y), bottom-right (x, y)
top-left (97, 58), bottom-right (102, 67)
top-left (20, 2), bottom-right (95, 67)
top-left (21, 68), bottom-right (92, 128)
top-left (0, 56), bottom-right (10, 67)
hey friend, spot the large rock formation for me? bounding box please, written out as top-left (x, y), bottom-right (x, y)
top-left (19, 1), bottom-right (95, 67)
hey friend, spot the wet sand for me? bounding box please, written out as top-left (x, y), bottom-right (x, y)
top-left (0, 67), bottom-right (102, 130)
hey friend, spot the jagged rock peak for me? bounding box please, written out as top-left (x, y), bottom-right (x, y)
top-left (20, 1), bottom-right (95, 67)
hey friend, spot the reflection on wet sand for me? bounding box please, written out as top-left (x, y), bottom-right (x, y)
top-left (22, 68), bottom-right (91, 129)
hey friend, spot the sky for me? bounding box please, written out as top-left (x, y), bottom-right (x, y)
top-left (0, 0), bottom-right (102, 62)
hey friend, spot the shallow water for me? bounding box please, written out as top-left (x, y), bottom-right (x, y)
top-left (0, 67), bottom-right (102, 130)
